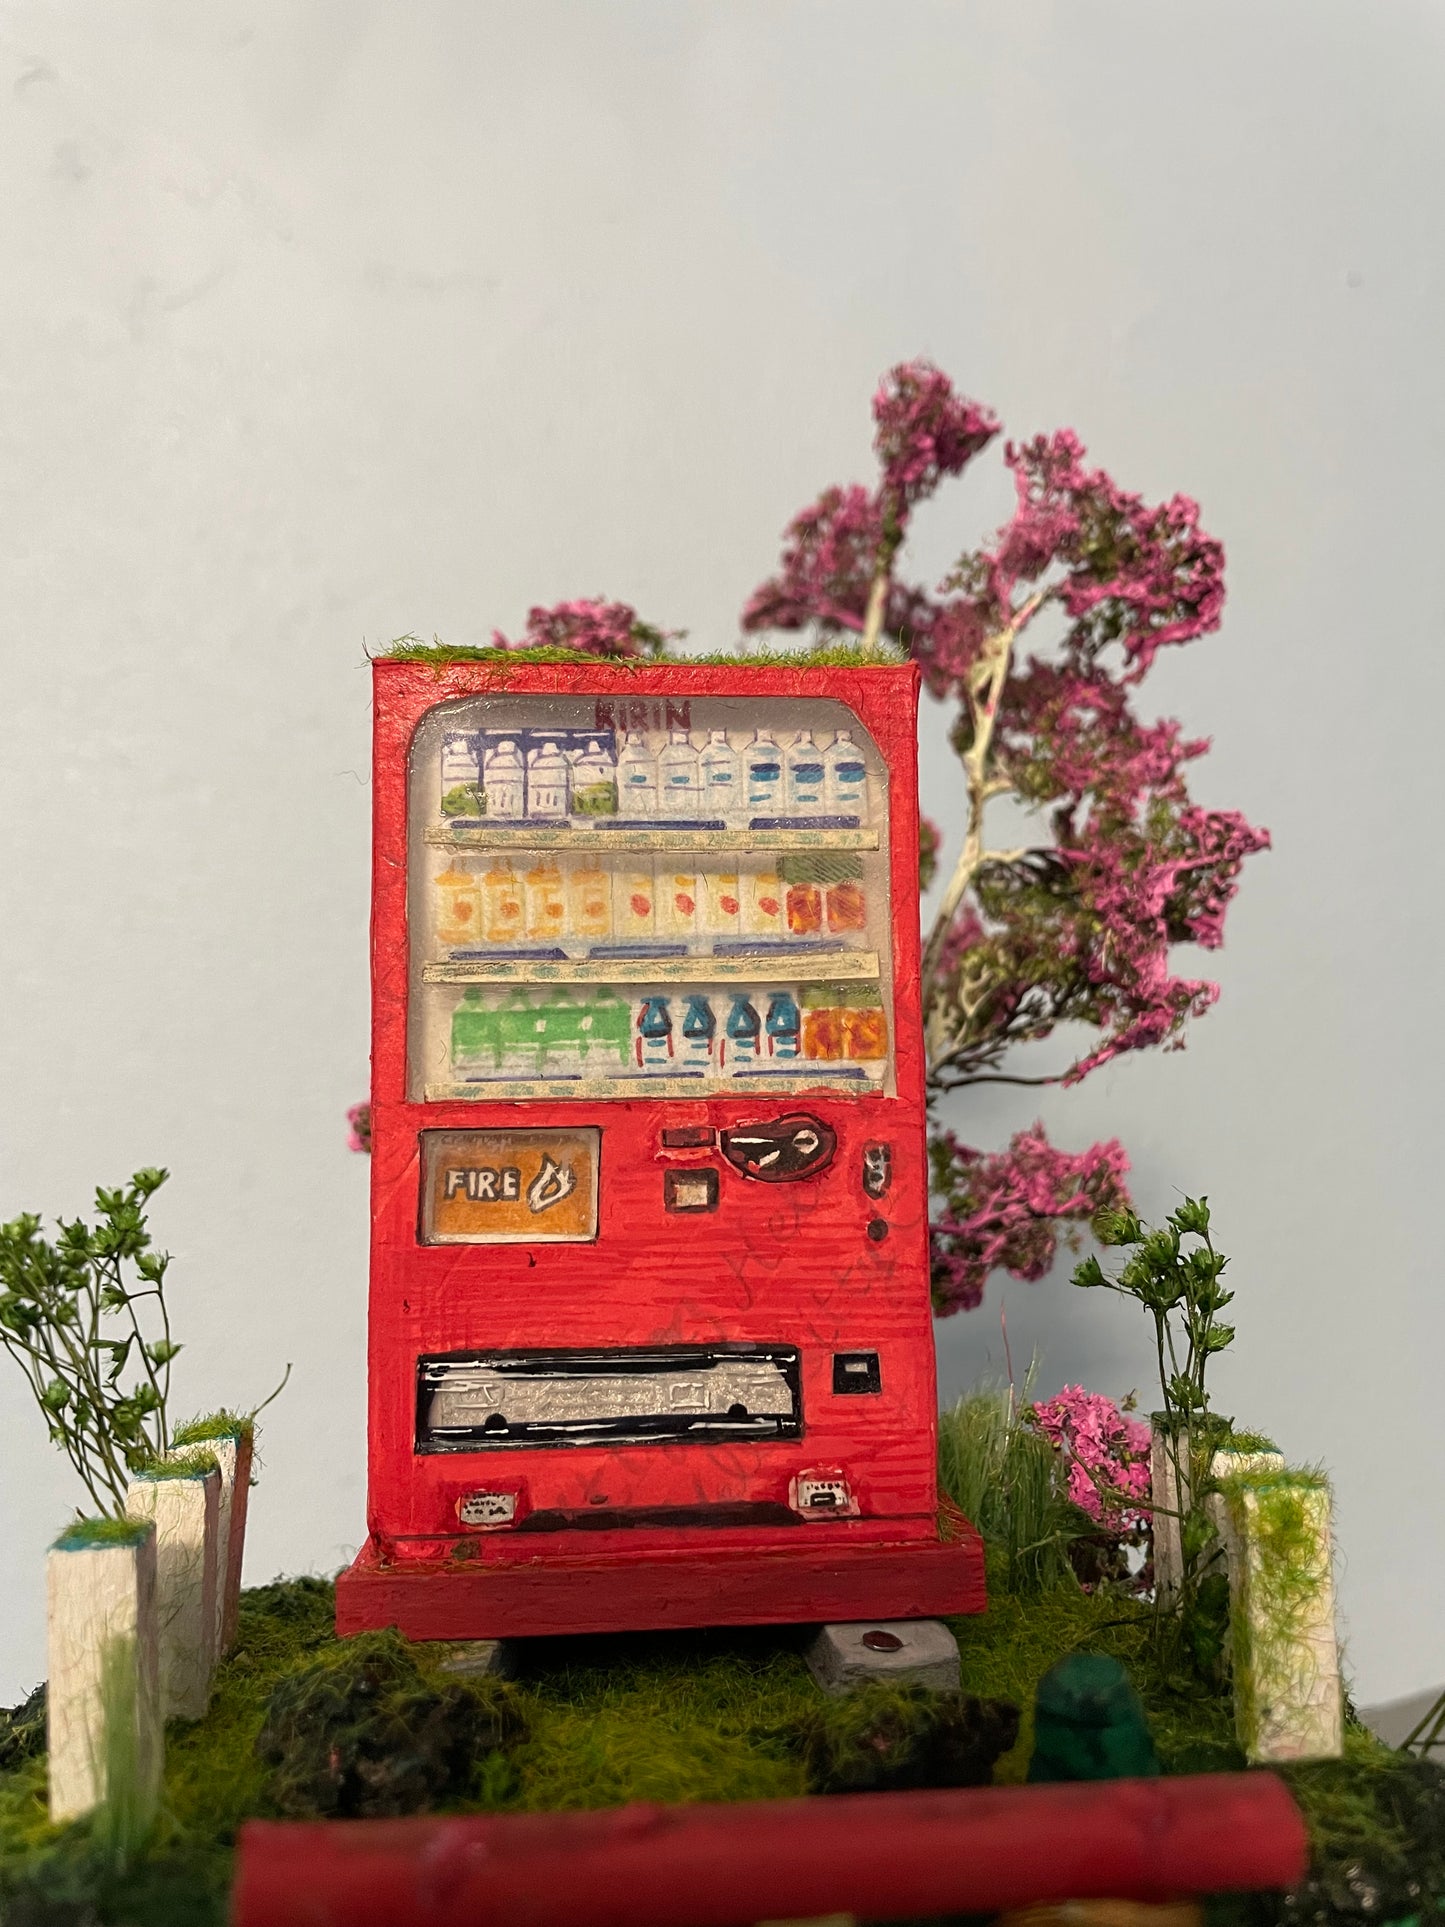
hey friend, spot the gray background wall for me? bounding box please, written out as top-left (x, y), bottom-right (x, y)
top-left (2, 1), bottom-right (1440, 1709)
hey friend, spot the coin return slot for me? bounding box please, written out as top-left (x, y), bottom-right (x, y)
top-left (664, 1168), bottom-right (719, 1214)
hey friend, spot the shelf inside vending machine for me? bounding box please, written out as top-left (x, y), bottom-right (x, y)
top-left (421, 950), bottom-right (881, 986)
top-left (426, 826), bottom-right (882, 853)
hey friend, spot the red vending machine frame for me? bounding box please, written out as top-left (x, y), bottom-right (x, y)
top-left (337, 658), bottom-right (985, 1639)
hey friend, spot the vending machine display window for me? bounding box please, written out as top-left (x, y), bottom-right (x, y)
top-left (405, 694), bottom-right (897, 1104)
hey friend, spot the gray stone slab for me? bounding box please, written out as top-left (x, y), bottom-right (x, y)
top-left (437, 1638), bottom-right (516, 1680)
top-left (806, 1619), bottom-right (960, 1695)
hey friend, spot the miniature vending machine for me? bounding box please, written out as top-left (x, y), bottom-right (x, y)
top-left (336, 658), bottom-right (985, 1639)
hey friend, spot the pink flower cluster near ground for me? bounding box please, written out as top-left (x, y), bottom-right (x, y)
top-left (1029, 1384), bottom-right (1152, 1533)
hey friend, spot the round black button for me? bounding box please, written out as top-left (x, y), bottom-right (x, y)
top-left (867, 1218), bottom-right (889, 1242)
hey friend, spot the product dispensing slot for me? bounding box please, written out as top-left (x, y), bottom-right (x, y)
top-left (416, 1345), bottom-right (803, 1452)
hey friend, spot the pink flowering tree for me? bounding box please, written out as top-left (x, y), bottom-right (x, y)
top-left (491, 598), bottom-right (682, 661)
top-left (743, 360), bottom-right (1269, 1313)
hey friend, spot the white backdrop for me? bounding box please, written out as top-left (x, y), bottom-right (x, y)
top-left (2, 0), bottom-right (1441, 1709)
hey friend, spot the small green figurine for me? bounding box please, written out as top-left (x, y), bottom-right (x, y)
top-left (1027, 1654), bottom-right (1161, 1783)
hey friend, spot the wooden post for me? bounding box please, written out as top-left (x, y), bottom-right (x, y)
top-left (231, 1774), bottom-right (1309, 1927)
top-left (1148, 1421), bottom-right (1184, 1601)
top-left (126, 1459), bottom-right (221, 1721)
top-left (1218, 1470), bottom-right (1341, 1763)
top-left (45, 1519), bottom-right (162, 1825)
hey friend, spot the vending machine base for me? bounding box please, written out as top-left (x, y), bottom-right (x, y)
top-left (335, 1515), bottom-right (986, 1641)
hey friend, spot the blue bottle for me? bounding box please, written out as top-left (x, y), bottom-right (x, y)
top-left (724, 994), bottom-right (761, 1071)
top-left (765, 991), bottom-right (801, 1060)
top-left (635, 995), bottom-right (673, 1072)
top-left (680, 994), bottom-right (716, 1072)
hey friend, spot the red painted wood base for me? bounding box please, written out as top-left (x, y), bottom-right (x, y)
top-left (335, 1518), bottom-right (986, 1640)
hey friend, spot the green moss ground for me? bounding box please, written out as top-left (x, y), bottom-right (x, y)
top-left (0, 1570), bottom-right (1436, 1926)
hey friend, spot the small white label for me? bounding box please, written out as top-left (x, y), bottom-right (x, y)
top-left (459, 1491), bottom-right (517, 1528)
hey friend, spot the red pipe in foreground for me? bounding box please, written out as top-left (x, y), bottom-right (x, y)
top-left (231, 1773), bottom-right (1308, 1927)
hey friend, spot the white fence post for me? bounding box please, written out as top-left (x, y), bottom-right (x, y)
top-left (45, 1519), bottom-right (162, 1825)
top-left (125, 1459), bottom-right (221, 1722)
top-left (1218, 1468), bottom-right (1342, 1763)
top-left (1149, 1419), bottom-right (1185, 1600)
top-left (173, 1421), bottom-right (254, 1656)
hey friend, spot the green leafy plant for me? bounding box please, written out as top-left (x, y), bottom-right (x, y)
top-left (0, 1169), bottom-right (181, 1515)
top-left (1072, 1195), bottom-right (1236, 1651)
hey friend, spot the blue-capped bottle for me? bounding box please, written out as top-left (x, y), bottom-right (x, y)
top-left (680, 994), bottom-right (716, 1072)
top-left (635, 995), bottom-right (673, 1072)
top-left (724, 993), bottom-right (761, 1072)
top-left (744, 728), bottom-right (784, 817)
top-left (784, 730), bottom-right (826, 814)
top-left (822, 729), bottom-right (869, 822)
top-left (764, 991), bottom-right (801, 1061)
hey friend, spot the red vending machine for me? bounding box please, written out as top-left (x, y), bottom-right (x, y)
top-left (336, 657), bottom-right (985, 1639)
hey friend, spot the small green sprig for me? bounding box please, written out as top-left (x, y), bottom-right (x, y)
top-left (1073, 1196), bottom-right (1237, 1664)
top-left (0, 1169), bottom-right (180, 1516)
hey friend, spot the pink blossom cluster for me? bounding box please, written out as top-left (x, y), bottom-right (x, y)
top-left (873, 361), bottom-right (999, 520)
top-left (346, 1103), bottom-right (371, 1155)
top-left (491, 598), bottom-right (679, 661)
top-left (919, 431), bottom-right (1226, 692)
top-left (1028, 1385), bottom-right (1152, 1533)
top-left (742, 359), bottom-right (998, 639)
top-left (928, 1124), bottom-right (1131, 1315)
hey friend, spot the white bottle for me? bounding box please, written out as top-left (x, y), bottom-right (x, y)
top-left (784, 729), bottom-right (826, 814)
top-left (822, 729), bottom-right (869, 822)
top-left (657, 730), bottom-right (702, 817)
top-left (526, 738), bottom-right (569, 820)
top-left (699, 729), bottom-right (740, 825)
top-left (616, 731), bottom-right (659, 818)
top-left (483, 738), bottom-right (525, 820)
top-left (569, 736), bottom-right (619, 819)
top-left (744, 728), bottom-right (784, 817)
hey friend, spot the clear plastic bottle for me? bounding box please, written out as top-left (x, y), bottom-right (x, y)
top-left (482, 737), bottom-right (525, 820)
top-left (657, 729), bottom-right (703, 817)
top-left (744, 728), bottom-right (784, 817)
top-left (784, 729), bottom-right (826, 813)
top-left (699, 729), bottom-right (741, 824)
top-left (526, 737), bottom-right (569, 820)
top-left (822, 730), bottom-right (869, 821)
top-left (617, 732), bottom-right (659, 817)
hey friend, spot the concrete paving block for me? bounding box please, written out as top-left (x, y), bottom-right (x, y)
top-left (806, 1619), bottom-right (960, 1695)
top-left (438, 1639), bottom-right (515, 1680)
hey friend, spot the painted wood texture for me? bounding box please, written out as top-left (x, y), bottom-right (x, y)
top-left (335, 1519), bottom-right (985, 1639)
top-left (206, 1431), bottom-right (254, 1654)
top-left (346, 662), bottom-right (972, 1636)
top-left (230, 1773), bottom-right (1309, 1927)
top-left (45, 1532), bottom-right (162, 1824)
top-left (125, 1467), bottom-right (220, 1720)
